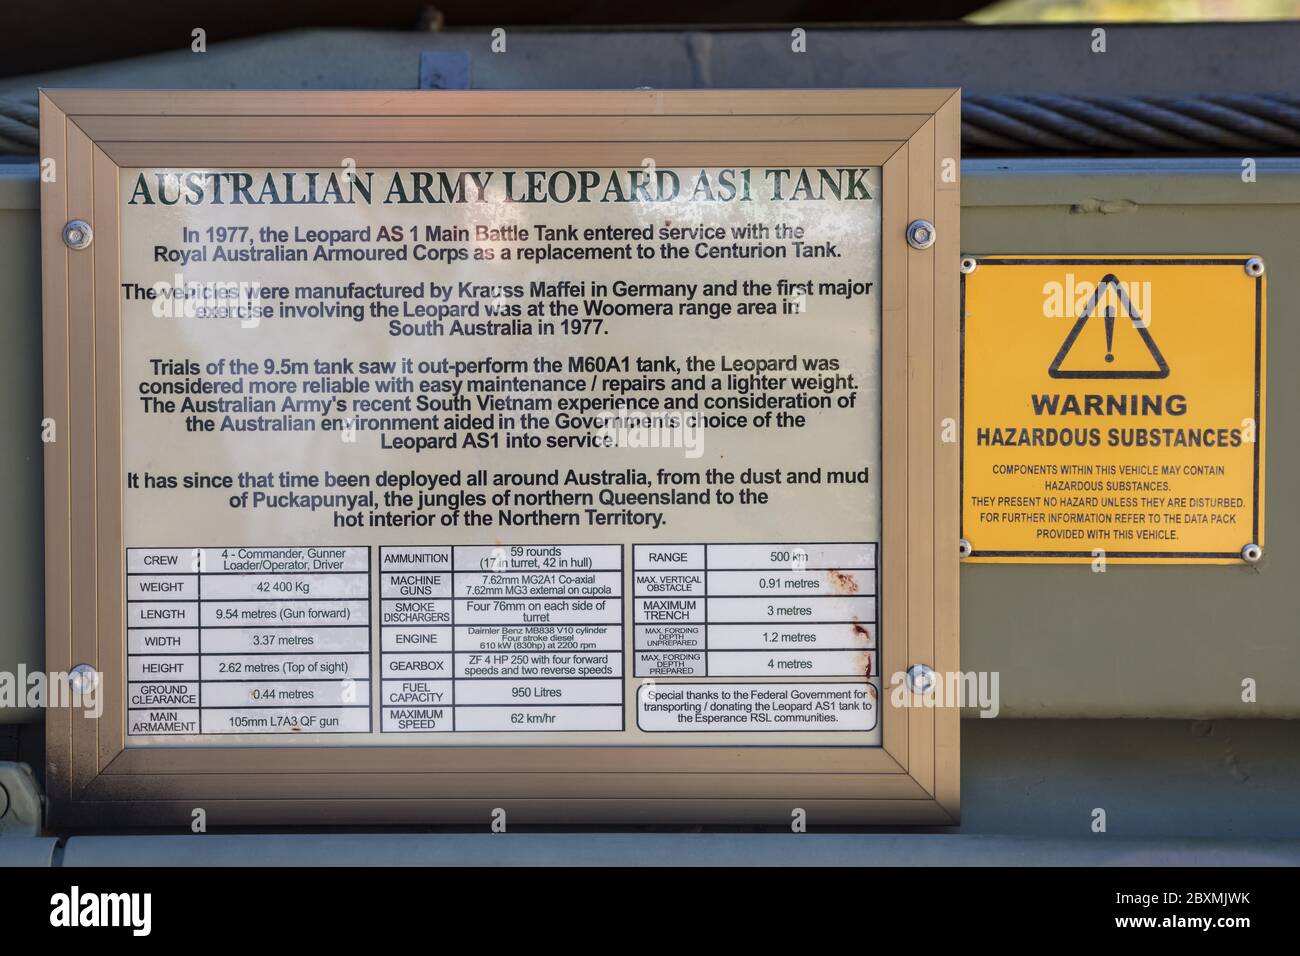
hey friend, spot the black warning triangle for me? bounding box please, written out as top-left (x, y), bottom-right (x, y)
top-left (1047, 274), bottom-right (1169, 380)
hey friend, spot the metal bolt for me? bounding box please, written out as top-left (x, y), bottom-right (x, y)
top-left (1244, 257), bottom-right (1265, 277)
top-left (906, 664), bottom-right (937, 694)
top-left (906, 219), bottom-right (936, 250)
top-left (960, 256), bottom-right (978, 274)
top-left (62, 219), bottom-right (93, 250)
top-left (1241, 543), bottom-right (1263, 563)
top-left (69, 663), bottom-right (99, 695)
top-left (958, 538), bottom-right (973, 558)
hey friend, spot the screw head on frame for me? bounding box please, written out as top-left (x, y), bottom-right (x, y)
top-left (69, 663), bottom-right (98, 694)
top-left (62, 219), bottom-right (93, 250)
top-left (906, 664), bottom-right (937, 694)
top-left (907, 219), bottom-right (937, 250)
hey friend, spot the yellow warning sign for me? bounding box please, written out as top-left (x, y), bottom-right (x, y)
top-left (961, 256), bottom-right (1265, 564)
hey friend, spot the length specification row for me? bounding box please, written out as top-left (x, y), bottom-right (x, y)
top-left (632, 543), bottom-right (877, 679)
top-left (380, 545), bottom-right (624, 732)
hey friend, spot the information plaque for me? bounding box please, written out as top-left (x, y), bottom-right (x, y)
top-left (41, 90), bottom-right (959, 825)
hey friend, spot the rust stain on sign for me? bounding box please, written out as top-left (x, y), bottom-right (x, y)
top-left (851, 620), bottom-right (874, 644)
top-left (828, 569), bottom-right (859, 593)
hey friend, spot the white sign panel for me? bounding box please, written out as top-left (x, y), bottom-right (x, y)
top-left (119, 164), bottom-right (883, 747)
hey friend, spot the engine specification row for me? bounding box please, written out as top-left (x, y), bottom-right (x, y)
top-left (125, 542), bottom-right (876, 737)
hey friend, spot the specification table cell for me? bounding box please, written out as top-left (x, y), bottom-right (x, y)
top-left (632, 543), bottom-right (877, 679)
top-left (380, 544), bottom-right (624, 733)
top-left (126, 546), bottom-right (372, 736)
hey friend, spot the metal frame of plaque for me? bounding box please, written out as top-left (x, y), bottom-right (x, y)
top-left (41, 89), bottom-right (960, 826)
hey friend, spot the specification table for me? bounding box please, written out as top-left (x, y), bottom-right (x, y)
top-left (633, 543), bottom-right (877, 679)
top-left (126, 546), bottom-right (372, 736)
top-left (125, 542), bottom-right (869, 739)
top-left (380, 544), bottom-right (624, 733)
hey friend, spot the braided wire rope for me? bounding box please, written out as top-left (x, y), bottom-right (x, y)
top-left (962, 93), bottom-right (1300, 153)
top-left (2, 92), bottom-right (1300, 154)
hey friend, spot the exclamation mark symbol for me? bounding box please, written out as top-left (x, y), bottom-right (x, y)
top-left (1104, 305), bottom-right (1115, 363)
